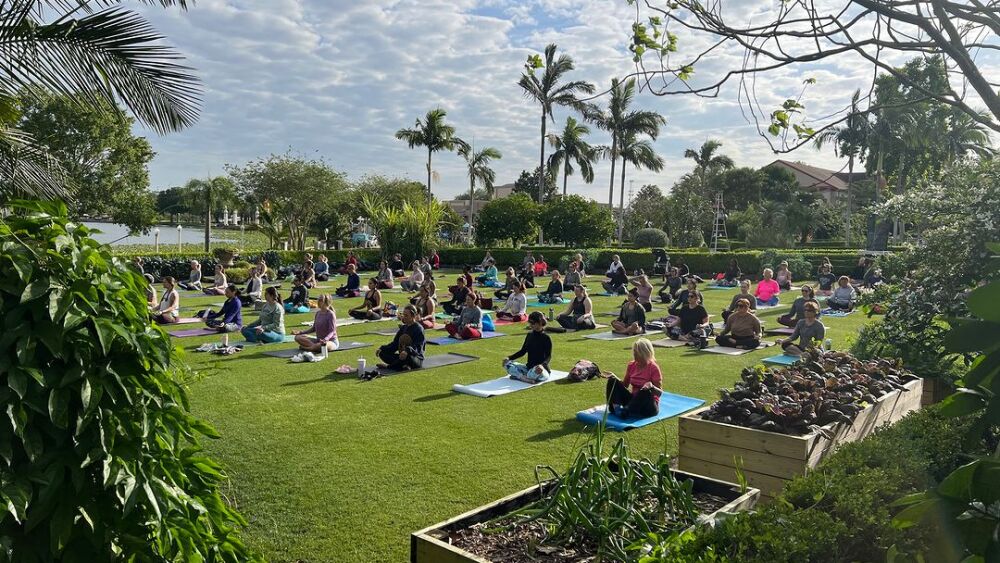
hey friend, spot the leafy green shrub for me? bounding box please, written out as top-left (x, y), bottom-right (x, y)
top-left (632, 228), bottom-right (669, 248)
top-left (637, 408), bottom-right (971, 563)
top-left (0, 201), bottom-right (256, 561)
top-left (225, 267), bottom-right (251, 284)
top-left (758, 249), bottom-right (813, 279)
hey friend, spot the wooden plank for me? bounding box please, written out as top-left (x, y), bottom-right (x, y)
top-left (678, 456), bottom-right (790, 498)
top-left (411, 535), bottom-right (490, 563)
top-left (679, 407), bottom-right (815, 460)
top-left (679, 436), bottom-right (806, 480)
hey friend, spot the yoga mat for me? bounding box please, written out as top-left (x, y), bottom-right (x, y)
top-left (583, 331), bottom-right (644, 341)
top-left (544, 323), bottom-right (607, 334)
top-left (377, 352), bottom-right (478, 376)
top-left (169, 327), bottom-right (219, 338)
top-left (652, 338), bottom-right (687, 348)
top-left (493, 319), bottom-right (523, 326)
top-left (764, 327), bottom-right (796, 335)
top-left (762, 354), bottom-right (801, 366)
top-left (237, 334), bottom-right (296, 345)
top-left (575, 393), bottom-right (705, 431)
top-left (368, 323), bottom-right (445, 336)
top-left (262, 341), bottom-right (371, 358)
top-left (452, 370), bottom-right (571, 398)
top-left (173, 317), bottom-right (202, 325)
top-left (700, 341), bottom-right (774, 356)
top-left (528, 299), bottom-right (566, 307)
top-left (821, 309), bottom-right (854, 317)
top-left (427, 331), bottom-right (507, 346)
top-left (706, 285), bottom-right (736, 290)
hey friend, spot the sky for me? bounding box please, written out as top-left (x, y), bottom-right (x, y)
top-left (131, 0), bottom-right (976, 203)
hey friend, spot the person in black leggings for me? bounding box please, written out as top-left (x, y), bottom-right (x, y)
top-left (556, 285), bottom-right (596, 330)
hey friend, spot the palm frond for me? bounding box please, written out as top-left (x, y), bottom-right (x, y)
top-left (1, 2), bottom-right (201, 133)
top-left (0, 126), bottom-right (70, 199)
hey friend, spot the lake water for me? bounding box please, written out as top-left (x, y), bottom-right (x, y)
top-left (83, 222), bottom-right (236, 246)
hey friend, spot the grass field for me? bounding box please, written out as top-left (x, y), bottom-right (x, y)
top-left (168, 271), bottom-right (874, 562)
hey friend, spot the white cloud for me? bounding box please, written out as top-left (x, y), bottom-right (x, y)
top-left (132, 0), bottom-right (996, 206)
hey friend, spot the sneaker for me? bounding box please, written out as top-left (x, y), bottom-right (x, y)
top-left (290, 352), bottom-right (307, 363)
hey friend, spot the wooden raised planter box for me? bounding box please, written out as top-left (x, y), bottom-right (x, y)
top-left (677, 377), bottom-right (923, 500)
top-left (410, 470), bottom-right (760, 563)
top-left (921, 376), bottom-right (953, 407)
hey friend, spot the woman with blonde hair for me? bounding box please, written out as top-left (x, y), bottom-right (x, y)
top-left (203, 265), bottom-right (228, 296)
top-left (605, 338), bottom-right (663, 419)
top-left (292, 294), bottom-right (339, 353)
top-left (400, 260), bottom-right (425, 292)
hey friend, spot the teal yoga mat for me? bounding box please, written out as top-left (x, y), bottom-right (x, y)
top-left (575, 393), bottom-right (705, 431)
top-left (762, 354), bottom-right (801, 366)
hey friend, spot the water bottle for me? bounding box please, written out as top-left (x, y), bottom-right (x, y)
top-left (221, 333), bottom-right (229, 347)
top-left (321, 344), bottom-right (329, 360)
top-left (823, 338), bottom-right (833, 352)
top-left (548, 307), bottom-right (554, 321)
top-left (357, 357), bottom-right (367, 375)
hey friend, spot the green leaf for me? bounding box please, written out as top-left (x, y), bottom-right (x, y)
top-left (963, 352), bottom-right (1000, 388)
top-left (190, 418), bottom-right (221, 439)
top-left (938, 388), bottom-right (988, 417)
top-left (7, 370), bottom-right (27, 399)
top-left (48, 388), bottom-right (69, 429)
top-left (938, 461), bottom-right (978, 500)
top-left (49, 501), bottom-right (74, 554)
top-left (2, 479), bottom-right (31, 524)
top-left (20, 278), bottom-right (48, 303)
top-left (944, 320), bottom-right (1000, 353)
top-left (967, 282), bottom-right (1000, 322)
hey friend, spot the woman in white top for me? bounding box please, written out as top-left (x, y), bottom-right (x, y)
top-left (244, 268), bottom-right (263, 306)
top-left (204, 265), bottom-right (228, 295)
top-left (179, 260), bottom-right (202, 290)
top-left (152, 276), bottom-right (180, 324)
top-left (496, 282), bottom-right (528, 322)
top-left (401, 260), bottom-right (425, 292)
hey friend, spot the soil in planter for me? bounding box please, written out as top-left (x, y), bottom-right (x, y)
top-left (449, 491), bottom-right (731, 563)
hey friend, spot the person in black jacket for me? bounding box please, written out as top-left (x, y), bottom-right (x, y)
top-left (444, 276), bottom-right (471, 315)
top-left (504, 312), bottom-right (553, 383)
top-left (376, 305), bottom-right (425, 372)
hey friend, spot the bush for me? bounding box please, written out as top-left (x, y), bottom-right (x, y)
top-left (758, 249), bottom-right (813, 279)
top-left (0, 201), bottom-right (256, 561)
top-left (632, 228), bottom-right (669, 248)
top-left (640, 408), bottom-right (971, 563)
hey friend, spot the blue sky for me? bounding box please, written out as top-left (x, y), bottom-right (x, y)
top-left (132, 0), bottom-right (949, 203)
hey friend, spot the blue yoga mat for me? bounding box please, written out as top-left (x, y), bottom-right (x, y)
top-left (575, 392), bottom-right (705, 431)
top-left (528, 299), bottom-right (566, 307)
top-left (762, 354), bottom-right (801, 366)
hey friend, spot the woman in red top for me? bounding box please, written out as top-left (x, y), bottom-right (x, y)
top-left (605, 338), bottom-right (663, 418)
top-left (430, 250), bottom-right (441, 270)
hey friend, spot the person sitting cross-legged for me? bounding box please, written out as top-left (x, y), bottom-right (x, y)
top-left (537, 270), bottom-right (564, 304)
top-left (555, 285), bottom-right (596, 331)
top-left (413, 285), bottom-right (437, 329)
top-left (349, 279), bottom-right (383, 320)
top-left (375, 260), bottom-right (394, 289)
top-left (292, 294), bottom-right (339, 353)
top-left (605, 338), bottom-right (663, 419)
top-left (445, 292), bottom-right (483, 340)
top-left (495, 267), bottom-right (520, 300)
top-left (503, 311), bottom-right (552, 383)
top-left (314, 254), bottom-right (331, 281)
top-left (203, 265), bottom-right (228, 296)
top-left (376, 305), bottom-right (426, 372)
top-left (754, 268), bottom-right (781, 307)
top-left (778, 285), bottom-right (820, 327)
top-left (602, 265), bottom-right (629, 296)
top-left (203, 285), bottom-right (243, 333)
top-left (669, 290), bottom-right (710, 342)
top-left (715, 298), bottom-right (762, 349)
top-left (151, 276), bottom-right (180, 325)
top-left (827, 276), bottom-right (858, 311)
top-left (779, 301), bottom-right (825, 356)
top-left (443, 276), bottom-right (471, 316)
top-left (389, 253), bottom-right (406, 278)
top-left (611, 289), bottom-right (646, 336)
top-left (496, 282), bottom-right (528, 322)
top-left (241, 286), bottom-right (286, 343)
top-left (400, 260), bottom-right (425, 292)
top-left (629, 274), bottom-right (654, 312)
top-left (658, 267), bottom-right (683, 303)
top-left (721, 279), bottom-right (755, 322)
top-left (178, 260), bottom-right (202, 291)
top-left (335, 263), bottom-right (361, 298)
top-left (284, 275), bottom-right (310, 313)
top-left (476, 259), bottom-right (498, 286)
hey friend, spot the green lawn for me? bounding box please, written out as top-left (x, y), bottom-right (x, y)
top-left (170, 272), bottom-right (874, 562)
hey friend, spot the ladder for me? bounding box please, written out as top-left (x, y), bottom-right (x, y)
top-left (710, 193), bottom-right (730, 253)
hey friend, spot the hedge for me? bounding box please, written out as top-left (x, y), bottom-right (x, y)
top-left (124, 247), bottom-right (876, 281)
top-left (649, 407), bottom-right (972, 563)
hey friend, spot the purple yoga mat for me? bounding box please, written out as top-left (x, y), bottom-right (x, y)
top-left (169, 327), bottom-right (220, 338)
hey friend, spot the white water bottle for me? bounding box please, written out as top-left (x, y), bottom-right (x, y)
top-left (221, 333), bottom-right (229, 347)
top-left (321, 344), bottom-right (329, 359)
top-left (823, 338), bottom-right (832, 351)
top-left (357, 357), bottom-right (367, 374)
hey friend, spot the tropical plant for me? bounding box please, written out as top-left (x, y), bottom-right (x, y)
top-left (394, 108), bottom-right (466, 201)
top-left (943, 108), bottom-right (996, 163)
top-left (0, 0), bottom-right (200, 198)
top-left (512, 166), bottom-right (558, 203)
top-left (546, 116), bottom-right (596, 197)
top-left (587, 78), bottom-right (665, 221)
top-left (518, 43), bottom-right (594, 217)
top-left (813, 90), bottom-right (870, 247)
top-left (683, 139), bottom-right (734, 185)
top-left (0, 200), bottom-right (256, 561)
top-left (615, 132), bottom-right (664, 241)
top-left (182, 177), bottom-right (239, 252)
top-left (539, 195), bottom-right (615, 247)
top-left (457, 144), bottom-right (501, 225)
top-left (361, 194), bottom-right (450, 260)
top-left (475, 193), bottom-right (539, 246)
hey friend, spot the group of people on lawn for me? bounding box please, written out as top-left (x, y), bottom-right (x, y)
top-left (139, 249), bottom-right (876, 421)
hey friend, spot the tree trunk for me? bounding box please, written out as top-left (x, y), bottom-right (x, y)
top-left (607, 136), bottom-right (617, 208)
top-left (469, 177), bottom-right (475, 226)
top-left (618, 157), bottom-right (627, 243)
top-left (426, 148), bottom-right (433, 203)
top-left (538, 111), bottom-right (547, 244)
top-left (845, 154), bottom-right (853, 248)
top-left (203, 186), bottom-right (211, 252)
top-left (563, 162), bottom-right (569, 197)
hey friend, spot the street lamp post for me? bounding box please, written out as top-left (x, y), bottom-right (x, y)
top-left (177, 225), bottom-right (182, 252)
top-left (154, 228), bottom-right (160, 253)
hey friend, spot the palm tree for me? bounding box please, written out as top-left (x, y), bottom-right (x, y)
top-left (615, 133), bottom-right (664, 241)
top-left (458, 144), bottom-right (502, 226)
top-left (518, 44), bottom-right (595, 225)
top-left (1, 0), bottom-right (201, 198)
top-left (683, 139), bottom-right (735, 185)
top-left (395, 108), bottom-right (465, 202)
top-left (587, 78), bottom-right (664, 214)
top-left (546, 116), bottom-right (596, 197)
top-left (813, 90), bottom-right (869, 247)
top-left (944, 108), bottom-right (996, 163)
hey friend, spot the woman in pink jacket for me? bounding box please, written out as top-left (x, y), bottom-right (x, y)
top-left (754, 268), bottom-right (781, 307)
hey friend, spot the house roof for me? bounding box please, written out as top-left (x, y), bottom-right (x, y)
top-left (768, 159), bottom-right (866, 192)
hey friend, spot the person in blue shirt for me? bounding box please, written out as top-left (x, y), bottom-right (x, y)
top-left (204, 285), bottom-right (243, 333)
top-left (336, 263), bottom-right (362, 297)
top-left (476, 259), bottom-right (499, 286)
top-left (314, 255), bottom-right (331, 281)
